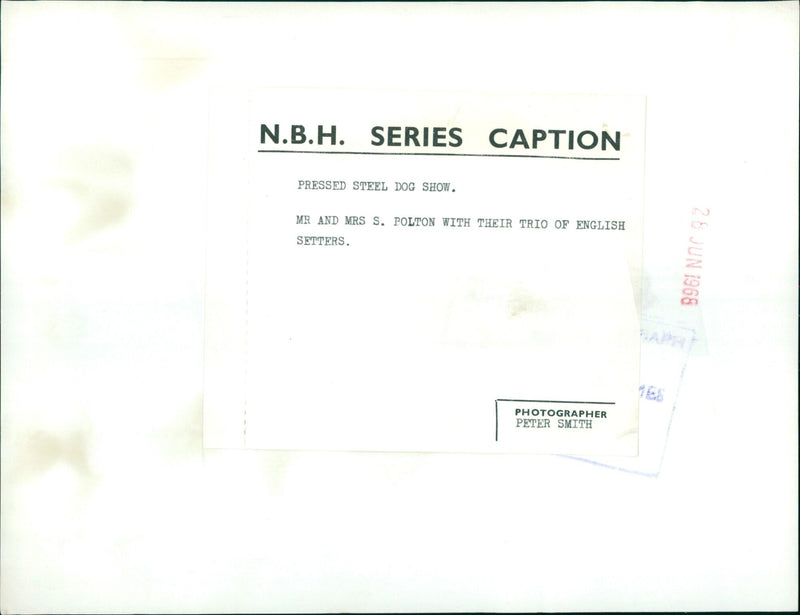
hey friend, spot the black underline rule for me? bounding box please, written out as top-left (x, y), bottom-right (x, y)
top-left (256, 149), bottom-right (620, 161)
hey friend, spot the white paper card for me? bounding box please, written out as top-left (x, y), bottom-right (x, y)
top-left (204, 89), bottom-right (645, 455)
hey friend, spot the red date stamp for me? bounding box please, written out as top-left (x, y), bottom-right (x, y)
top-left (681, 207), bottom-right (710, 305)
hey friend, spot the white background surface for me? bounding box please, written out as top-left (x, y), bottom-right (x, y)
top-left (2, 2), bottom-right (797, 612)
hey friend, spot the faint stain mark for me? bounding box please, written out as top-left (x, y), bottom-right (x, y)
top-left (13, 428), bottom-right (95, 489)
top-left (50, 146), bottom-right (134, 242)
top-left (158, 395), bottom-right (204, 461)
top-left (505, 288), bottom-right (546, 319)
top-left (139, 58), bottom-right (207, 90)
top-left (260, 451), bottom-right (294, 494)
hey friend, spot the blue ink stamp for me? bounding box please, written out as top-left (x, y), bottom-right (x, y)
top-left (563, 317), bottom-right (696, 477)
